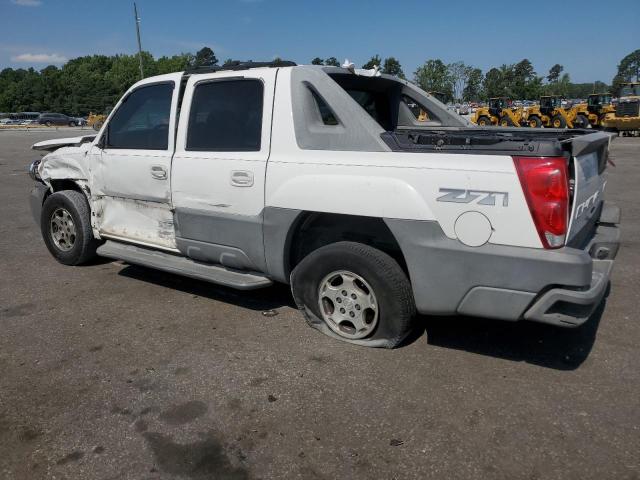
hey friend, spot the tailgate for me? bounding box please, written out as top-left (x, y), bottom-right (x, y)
top-left (566, 131), bottom-right (612, 244)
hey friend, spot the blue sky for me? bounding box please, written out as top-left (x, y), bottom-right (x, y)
top-left (1, 0), bottom-right (638, 83)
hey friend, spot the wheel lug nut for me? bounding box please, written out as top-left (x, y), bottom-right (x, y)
top-left (341, 290), bottom-right (347, 296)
top-left (351, 294), bottom-right (357, 299)
top-left (336, 298), bottom-right (342, 303)
top-left (355, 305), bottom-right (361, 310)
top-left (349, 312), bottom-right (355, 318)
top-left (340, 308), bottom-right (346, 314)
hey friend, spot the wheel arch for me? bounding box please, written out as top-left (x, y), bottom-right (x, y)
top-left (43, 179), bottom-right (87, 204)
top-left (268, 210), bottom-right (409, 284)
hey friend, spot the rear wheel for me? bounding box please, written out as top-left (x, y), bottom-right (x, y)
top-left (527, 116), bottom-right (542, 128)
top-left (291, 241), bottom-right (416, 348)
top-left (551, 115), bottom-right (567, 128)
top-left (41, 190), bottom-right (100, 265)
top-left (45, 121), bottom-right (52, 127)
top-left (68, 121), bottom-right (76, 127)
top-left (575, 114), bottom-right (590, 129)
top-left (499, 116), bottom-right (514, 127)
top-left (477, 116), bottom-right (492, 127)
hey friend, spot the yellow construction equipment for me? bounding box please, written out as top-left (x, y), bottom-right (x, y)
top-left (602, 82), bottom-right (640, 133)
top-left (87, 112), bottom-right (107, 131)
top-left (571, 93), bottom-right (615, 129)
top-left (471, 97), bottom-right (523, 127)
top-left (522, 95), bottom-right (575, 128)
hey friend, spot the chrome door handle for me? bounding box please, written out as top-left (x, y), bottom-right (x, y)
top-left (150, 165), bottom-right (167, 180)
top-left (230, 170), bottom-right (254, 187)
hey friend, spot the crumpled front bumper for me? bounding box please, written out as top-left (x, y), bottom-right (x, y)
top-left (523, 206), bottom-right (620, 327)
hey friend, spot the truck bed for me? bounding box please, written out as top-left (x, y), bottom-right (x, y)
top-left (382, 127), bottom-right (603, 157)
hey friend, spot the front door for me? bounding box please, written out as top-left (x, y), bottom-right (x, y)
top-left (94, 74), bottom-right (182, 250)
top-left (170, 69), bottom-right (276, 272)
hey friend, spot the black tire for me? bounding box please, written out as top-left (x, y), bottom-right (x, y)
top-left (41, 190), bottom-right (100, 266)
top-left (477, 116), bottom-right (492, 127)
top-left (291, 241), bottom-right (416, 348)
top-left (551, 115), bottom-right (567, 128)
top-left (499, 116), bottom-right (514, 127)
top-left (68, 121), bottom-right (76, 127)
top-left (92, 121), bottom-right (103, 131)
top-left (45, 121), bottom-right (52, 127)
top-left (575, 114), bottom-right (590, 129)
top-left (527, 116), bottom-right (542, 128)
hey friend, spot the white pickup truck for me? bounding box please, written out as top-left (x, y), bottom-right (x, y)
top-left (28, 61), bottom-right (620, 348)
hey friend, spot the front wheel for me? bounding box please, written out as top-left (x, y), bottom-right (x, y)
top-left (291, 242), bottom-right (416, 348)
top-left (551, 115), bottom-right (567, 128)
top-left (477, 116), bottom-right (492, 127)
top-left (41, 190), bottom-right (100, 265)
top-left (499, 116), bottom-right (514, 127)
top-left (527, 116), bottom-right (542, 128)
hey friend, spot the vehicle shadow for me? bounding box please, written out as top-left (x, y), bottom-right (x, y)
top-left (117, 264), bottom-right (296, 312)
top-left (411, 296), bottom-right (607, 371)
top-left (117, 262), bottom-right (605, 370)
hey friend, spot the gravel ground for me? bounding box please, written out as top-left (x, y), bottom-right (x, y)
top-left (0, 129), bottom-right (638, 480)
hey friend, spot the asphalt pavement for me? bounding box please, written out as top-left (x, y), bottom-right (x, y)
top-left (0, 128), bottom-right (639, 479)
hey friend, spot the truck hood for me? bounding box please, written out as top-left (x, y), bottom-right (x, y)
top-left (32, 135), bottom-right (96, 152)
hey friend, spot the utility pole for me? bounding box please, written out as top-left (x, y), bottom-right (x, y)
top-left (133, 2), bottom-right (144, 79)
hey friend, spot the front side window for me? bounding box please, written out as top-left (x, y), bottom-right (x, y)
top-left (187, 79), bottom-right (263, 151)
top-left (106, 83), bottom-right (173, 150)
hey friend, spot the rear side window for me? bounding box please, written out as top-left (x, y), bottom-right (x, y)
top-left (187, 79), bottom-right (263, 151)
top-left (106, 83), bottom-right (173, 150)
top-left (310, 89), bottom-right (339, 126)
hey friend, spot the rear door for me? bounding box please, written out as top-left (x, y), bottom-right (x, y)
top-left (93, 73), bottom-right (182, 250)
top-left (171, 69), bottom-right (276, 272)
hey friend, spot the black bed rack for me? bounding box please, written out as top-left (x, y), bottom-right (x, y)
top-left (186, 60), bottom-right (297, 74)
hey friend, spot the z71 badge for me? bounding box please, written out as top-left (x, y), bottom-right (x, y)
top-left (437, 188), bottom-right (509, 207)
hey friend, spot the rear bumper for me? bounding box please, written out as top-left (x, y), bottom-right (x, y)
top-left (384, 203), bottom-right (620, 326)
top-left (523, 217), bottom-right (620, 327)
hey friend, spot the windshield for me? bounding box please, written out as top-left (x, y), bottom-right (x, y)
top-left (620, 85), bottom-right (640, 97)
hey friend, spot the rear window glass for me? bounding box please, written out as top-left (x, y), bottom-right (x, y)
top-left (187, 79), bottom-right (263, 151)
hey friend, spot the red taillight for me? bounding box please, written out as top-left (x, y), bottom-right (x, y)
top-left (513, 156), bottom-right (569, 249)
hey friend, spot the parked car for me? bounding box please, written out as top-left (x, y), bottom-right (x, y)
top-left (28, 62), bottom-right (620, 348)
top-left (38, 113), bottom-right (79, 127)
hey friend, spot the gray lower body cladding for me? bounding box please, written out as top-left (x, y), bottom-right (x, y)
top-left (173, 207), bottom-right (267, 272)
top-left (384, 206), bottom-right (619, 326)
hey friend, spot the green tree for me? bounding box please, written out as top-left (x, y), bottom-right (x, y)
top-left (414, 59), bottom-right (453, 99)
top-left (192, 47), bottom-right (218, 68)
top-left (612, 49), bottom-right (640, 94)
top-left (547, 64), bottom-right (563, 83)
top-left (382, 57), bottom-right (404, 78)
top-left (362, 54), bottom-right (382, 70)
top-left (463, 67), bottom-right (483, 101)
top-left (325, 57), bottom-right (340, 67)
top-left (311, 57), bottom-right (324, 65)
top-left (483, 67), bottom-right (506, 98)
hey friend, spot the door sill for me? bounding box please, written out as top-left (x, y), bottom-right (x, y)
top-left (96, 240), bottom-right (272, 290)
top-left (99, 233), bottom-right (180, 253)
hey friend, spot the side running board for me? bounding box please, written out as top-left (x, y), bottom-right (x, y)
top-left (97, 240), bottom-right (273, 290)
